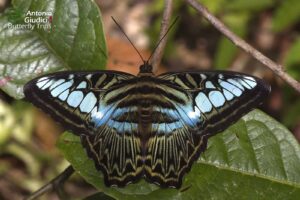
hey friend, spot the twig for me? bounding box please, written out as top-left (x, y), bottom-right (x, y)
top-left (185, 0), bottom-right (300, 94)
top-left (150, 0), bottom-right (173, 73)
top-left (25, 165), bottom-right (75, 200)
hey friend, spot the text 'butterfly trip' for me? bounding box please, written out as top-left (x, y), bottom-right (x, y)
top-left (24, 18), bottom-right (270, 188)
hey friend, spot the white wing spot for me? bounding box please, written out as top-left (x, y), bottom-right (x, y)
top-left (76, 81), bottom-right (87, 89)
top-left (58, 89), bottom-right (69, 101)
top-left (67, 91), bottom-right (84, 107)
top-left (36, 79), bottom-right (49, 88)
top-left (50, 79), bottom-right (65, 90)
top-left (80, 92), bottom-right (97, 113)
top-left (209, 91), bottom-right (225, 107)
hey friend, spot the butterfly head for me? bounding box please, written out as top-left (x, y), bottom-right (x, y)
top-left (138, 61), bottom-right (153, 76)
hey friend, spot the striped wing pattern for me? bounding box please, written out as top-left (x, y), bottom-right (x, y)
top-left (144, 72), bottom-right (269, 187)
top-left (24, 71), bottom-right (144, 186)
top-left (24, 70), bottom-right (270, 188)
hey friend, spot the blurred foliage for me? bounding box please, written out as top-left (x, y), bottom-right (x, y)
top-left (148, 0), bottom-right (300, 69)
top-left (0, 99), bottom-right (68, 199)
top-left (148, 0), bottom-right (300, 135)
top-left (272, 0), bottom-right (300, 32)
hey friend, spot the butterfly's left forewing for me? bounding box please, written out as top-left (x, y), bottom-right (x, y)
top-left (143, 71), bottom-right (270, 188)
top-left (158, 71), bottom-right (270, 136)
top-left (24, 71), bottom-right (144, 186)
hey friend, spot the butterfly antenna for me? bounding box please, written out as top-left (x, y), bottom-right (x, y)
top-left (147, 16), bottom-right (179, 63)
top-left (111, 16), bottom-right (145, 64)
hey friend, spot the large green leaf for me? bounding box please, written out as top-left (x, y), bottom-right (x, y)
top-left (0, 0), bottom-right (107, 99)
top-left (57, 110), bottom-right (300, 199)
top-left (83, 192), bottom-right (116, 200)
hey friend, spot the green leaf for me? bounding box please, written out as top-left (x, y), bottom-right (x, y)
top-left (0, 0), bottom-right (107, 99)
top-left (272, 0), bottom-right (300, 32)
top-left (83, 192), bottom-right (115, 200)
top-left (57, 110), bottom-right (300, 199)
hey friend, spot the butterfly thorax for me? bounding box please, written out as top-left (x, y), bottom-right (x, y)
top-left (109, 75), bottom-right (189, 153)
top-left (138, 62), bottom-right (154, 77)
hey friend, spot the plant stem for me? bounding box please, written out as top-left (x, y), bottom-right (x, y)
top-left (24, 165), bottom-right (74, 200)
top-left (151, 0), bottom-right (173, 73)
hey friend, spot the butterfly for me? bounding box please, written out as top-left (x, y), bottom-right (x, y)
top-left (24, 62), bottom-right (270, 188)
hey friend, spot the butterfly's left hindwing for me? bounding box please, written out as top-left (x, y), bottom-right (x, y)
top-left (24, 71), bottom-right (144, 186)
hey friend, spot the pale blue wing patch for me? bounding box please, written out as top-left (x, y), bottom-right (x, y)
top-left (153, 118), bottom-right (182, 135)
top-left (51, 80), bottom-right (74, 97)
top-left (91, 103), bottom-right (116, 127)
top-left (76, 81), bottom-right (87, 89)
top-left (165, 108), bottom-right (188, 129)
top-left (243, 76), bottom-right (257, 88)
top-left (208, 91), bottom-right (225, 107)
top-left (36, 78), bottom-right (50, 88)
top-left (156, 123), bottom-right (171, 133)
top-left (227, 79), bottom-right (244, 91)
top-left (79, 92), bottom-right (97, 113)
top-left (37, 77), bottom-right (48, 82)
top-left (107, 121), bottom-right (137, 133)
top-left (91, 106), bottom-right (103, 123)
top-left (41, 79), bottom-right (55, 90)
top-left (175, 103), bottom-right (201, 127)
top-left (237, 79), bottom-right (252, 89)
top-left (111, 107), bottom-right (131, 119)
top-left (91, 105), bottom-right (138, 133)
top-left (219, 80), bottom-right (242, 97)
top-left (223, 89), bottom-right (234, 101)
top-left (205, 81), bottom-right (216, 89)
top-left (50, 79), bottom-right (65, 90)
top-left (187, 106), bottom-right (201, 119)
top-left (58, 89), bottom-right (70, 101)
top-left (153, 107), bottom-right (179, 121)
top-left (68, 74), bottom-right (74, 79)
top-left (67, 91), bottom-right (84, 107)
top-left (195, 92), bottom-right (212, 113)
